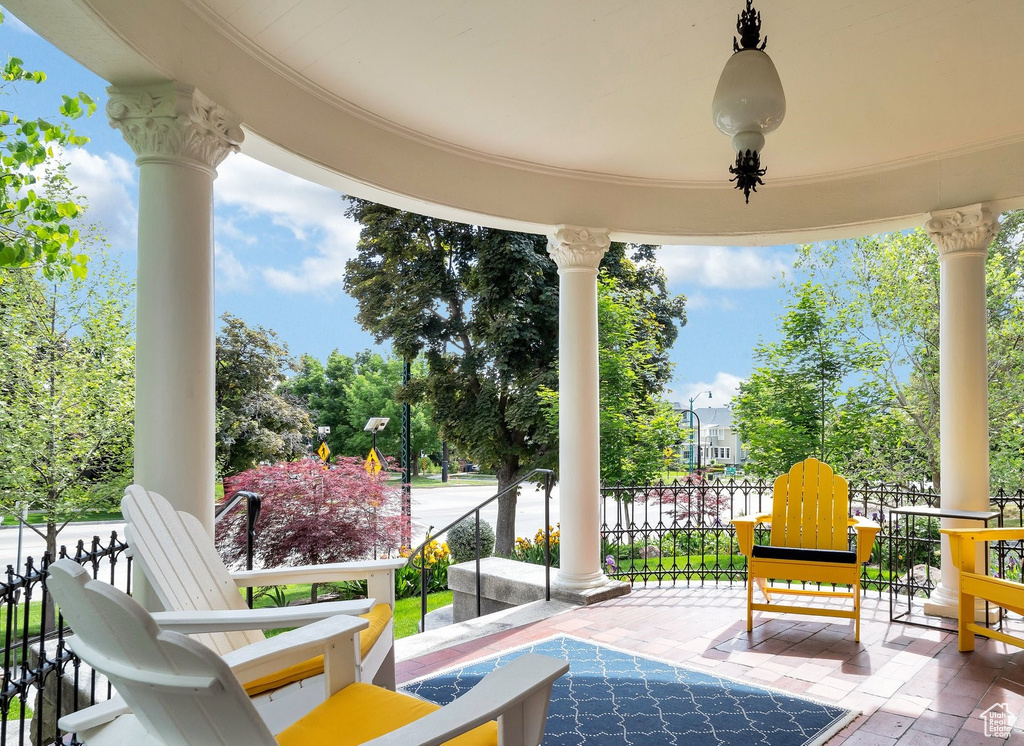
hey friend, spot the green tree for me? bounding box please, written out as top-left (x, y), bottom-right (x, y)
top-left (344, 199), bottom-right (686, 553)
top-left (0, 255), bottom-right (134, 561)
top-left (339, 353), bottom-right (440, 468)
top-left (733, 283), bottom-right (881, 478)
top-left (540, 276), bottom-right (683, 485)
top-left (344, 201), bottom-right (560, 555)
top-left (284, 350), bottom-right (441, 466)
top-left (215, 313), bottom-right (314, 475)
top-left (282, 350), bottom-right (357, 458)
top-left (0, 11), bottom-right (96, 277)
top-left (794, 213), bottom-right (1024, 488)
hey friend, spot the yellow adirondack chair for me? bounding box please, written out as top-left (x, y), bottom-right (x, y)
top-left (941, 527), bottom-right (1024, 652)
top-left (732, 458), bottom-right (879, 641)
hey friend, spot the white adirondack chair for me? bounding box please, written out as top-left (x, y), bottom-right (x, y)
top-left (49, 560), bottom-right (569, 746)
top-left (121, 485), bottom-right (405, 722)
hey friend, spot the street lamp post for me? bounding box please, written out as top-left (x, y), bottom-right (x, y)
top-left (687, 391), bottom-right (712, 473)
top-left (679, 408), bottom-right (702, 474)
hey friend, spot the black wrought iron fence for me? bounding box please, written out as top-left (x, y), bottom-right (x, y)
top-left (0, 532), bottom-right (130, 746)
top-left (600, 478), bottom-right (1024, 596)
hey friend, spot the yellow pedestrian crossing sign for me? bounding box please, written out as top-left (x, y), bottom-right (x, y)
top-left (365, 448), bottom-right (382, 475)
top-left (317, 441), bottom-right (330, 462)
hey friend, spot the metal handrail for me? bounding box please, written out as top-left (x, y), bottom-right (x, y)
top-left (407, 468), bottom-right (556, 633)
top-left (214, 491), bottom-right (261, 607)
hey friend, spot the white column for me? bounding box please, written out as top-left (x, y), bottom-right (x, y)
top-left (548, 226), bottom-right (610, 589)
top-left (923, 204), bottom-right (998, 619)
top-left (108, 84), bottom-right (242, 534)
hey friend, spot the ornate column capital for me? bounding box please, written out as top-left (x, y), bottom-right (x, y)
top-left (107, 83), bottom-right (243, 170)
top-left (547, 225), bottom-right (611, 271)
top-left (926, 204), bottom-right (999, 258)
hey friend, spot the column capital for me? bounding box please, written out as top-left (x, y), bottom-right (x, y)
top-left (107, 83), bottom-right (243, 169)
top-left (547, 225), bottom-right (611, 270)
top-left (926, 204), bottom-right (999, 258)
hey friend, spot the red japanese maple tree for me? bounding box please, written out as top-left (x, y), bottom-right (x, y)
top-left (216, 457), bottom-right (406, 569)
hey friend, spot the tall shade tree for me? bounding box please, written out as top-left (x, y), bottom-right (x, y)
top-left (0, 11), bottom-right (96, 277)
top-left (732, 282), bottom-right (882, 479)
top-left (344, 200), bottom-right (559, 554)
top-left (215, 313), bottom-right (314, 476)
top-left (0, 255), bottom-right (134, 561)
top-left (794, 212), bottom-right (1024, 488)
top-left (344, 199), bottom-right (686, 553)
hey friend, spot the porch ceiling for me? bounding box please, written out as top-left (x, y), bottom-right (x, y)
top-left (10, 0), bottom-right (1024, 243)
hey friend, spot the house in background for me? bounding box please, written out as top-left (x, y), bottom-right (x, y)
top-left (672, 405), bottom-right (747, 472)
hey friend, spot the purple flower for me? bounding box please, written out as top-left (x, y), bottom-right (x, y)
top-left (855, 509), bottom-right (863, 517)
top-left (605, 555), bottom-right (616, 569)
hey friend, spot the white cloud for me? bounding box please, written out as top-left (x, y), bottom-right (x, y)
top-left (215, 155), bottom-right (360, 293)
top-left (657, 245), bottom-right (791, 288)
top-left (685, 291), bottom-right (736, 311)
top-left (214, 242), bottom-right (251, 292)
top-left (63, 148), bottom-right (137, 250)
top-left (670, 372), bottom-right (745, 406)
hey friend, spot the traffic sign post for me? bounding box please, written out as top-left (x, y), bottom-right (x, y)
top-left (365, 448), bottom-right (382, 474)
top-left (317, 441), bottom-right (331, 463)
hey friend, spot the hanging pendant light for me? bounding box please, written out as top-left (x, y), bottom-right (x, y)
top-left (712, 0), bottom-right (786, 203)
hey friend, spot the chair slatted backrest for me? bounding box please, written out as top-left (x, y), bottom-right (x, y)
top-left (48, 560), bottom-right (276, 746)
top-left (122, 485), bottom-right (264, 655)
top-left (770, 458), bottom-right (849, 551)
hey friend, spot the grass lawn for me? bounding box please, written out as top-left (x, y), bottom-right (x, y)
top-left (1, 509), bottom-right (123, 527)
top-left (2, 696), bottom-right (31, 722)
top-left (249, 584), bottom-right (454, 641)
top-left (617, 554), bottom-right (746, 572)
top-left (394, 591), bottom-right (453, 638)
top-left (407, 474), bottom-right (498, 489)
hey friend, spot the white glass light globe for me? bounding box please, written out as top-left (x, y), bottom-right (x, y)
top-left (712, 49), bottom-right (786, 139)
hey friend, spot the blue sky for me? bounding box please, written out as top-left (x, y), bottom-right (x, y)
top-left (2, 10), bottom-right (798, 406)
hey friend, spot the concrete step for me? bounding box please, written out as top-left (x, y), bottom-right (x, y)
top-left (395, 598), bottom-right (577, 662)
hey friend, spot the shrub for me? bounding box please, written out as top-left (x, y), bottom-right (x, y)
top-left (447, 518), bottom-right (495, 563)
top-left (216, 457), bottom-right (407, 569)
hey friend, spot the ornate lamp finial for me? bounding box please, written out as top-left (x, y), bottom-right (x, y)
top-left (734, 0), bottom-right (766, 52)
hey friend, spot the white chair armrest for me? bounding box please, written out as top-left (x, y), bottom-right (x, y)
top-left (231, 558), bottom-right (406, 587)
top-left (150, 599), bottom-right (374, 633)
top-left (58, 696), bottom-right (131, 734)
top-left (222, 615), bottom-right (368, 689)
top-left (365, 654), bottom-right (569, 746)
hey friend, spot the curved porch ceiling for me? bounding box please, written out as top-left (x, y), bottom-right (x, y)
top-left (9, 0), bottom-right (1024, 244)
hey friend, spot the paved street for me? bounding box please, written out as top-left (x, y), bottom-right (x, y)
top-left (0, 481), bottom-right (561, 570)
top-left (409, 481), bottom-right (559, 548)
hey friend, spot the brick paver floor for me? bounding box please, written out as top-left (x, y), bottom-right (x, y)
top-left (396, 584), bottom-right (1024, 745)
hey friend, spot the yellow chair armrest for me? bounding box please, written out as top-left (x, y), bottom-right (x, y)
top-left (850, 517), bottom-right (880, 564)
top-left (941, 527), bottom-right (1024, 543)
top-left (731, 514), bottom-right (771, 557)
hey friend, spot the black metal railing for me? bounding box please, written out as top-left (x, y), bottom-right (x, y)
top-left (407, 469), bottom-right (556, 633)
top-left (215, 491), bottom-right (261, 607)
top-left (600, 477), bottom-right (1024, 594)
top-left (0, 532), bottom-right (130, 746)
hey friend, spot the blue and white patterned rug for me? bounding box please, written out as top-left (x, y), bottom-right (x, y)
top-left (401, 635), bottom-right (858, 746)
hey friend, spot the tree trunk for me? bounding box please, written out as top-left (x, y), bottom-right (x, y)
top-left (43, 522), bottom-right (59, 636)
top-left (494, 462), bottom-right (520, 556)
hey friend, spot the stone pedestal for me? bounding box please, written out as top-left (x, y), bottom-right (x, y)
top-left (448, 557), bottom-right (629, 623)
